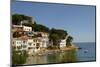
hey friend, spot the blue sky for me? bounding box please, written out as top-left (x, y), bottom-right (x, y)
top-left (12, 1), bottom-right (96, 42)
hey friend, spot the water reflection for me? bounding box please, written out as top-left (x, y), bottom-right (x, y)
top-left (25, 49), bottom-right (77, 64)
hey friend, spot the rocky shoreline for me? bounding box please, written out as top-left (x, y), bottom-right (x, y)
top-left (29, 44), bottom-right (78, 56)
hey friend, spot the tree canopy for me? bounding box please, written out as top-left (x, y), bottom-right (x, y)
top-left (32, 23), bottom-right (50, 32)
top-left (66, 36), bottom-right (73, 47)
top-left (49, 28), bottom-right (68, 48)
top-left (49, 28), bottom-right (68, 40)
top-left (12, 14), bottom-right (32, 25)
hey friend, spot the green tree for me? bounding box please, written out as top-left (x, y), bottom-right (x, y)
top-left (66, 36), bottom-right (73, 47)
top-left (12, 14), bottom-right (32, 25)
top-left (32, 24), bottom-right (49, 32)
top-left (49, 28), bottom-right (68, 49)
top-left (12, 14), bottom-right (23, 25)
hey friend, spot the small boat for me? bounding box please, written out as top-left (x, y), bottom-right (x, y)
top-left (84, 50), bottom-right (88, 53)
top-left (77, 47), bottom-right (82, 50)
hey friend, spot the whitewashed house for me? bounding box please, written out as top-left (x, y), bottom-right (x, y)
top-left (59, 39), bottom-right (66, 48)
top-left (33, 37), bottom-right (42, 52)
top-left (40, 32), bottom-right (49, 48)
top-left (33, 32), bottom-right (49, 48)
top-left (27, 39), bottom-right (34, 54)
top-left (21, 19), bottom-right (35, 24)
top-left (12, 25), bottom-right (32, 32)
top-left (59, 36), bottom-right (68, 48)
top-left (12, 23), bottom-right (50, 54)
top-left (12, 38), bottom-right (28, 51)
top-left (12, 32), bottom-right (49, 54)
top-left (12, 37), bottom-right (35, 54)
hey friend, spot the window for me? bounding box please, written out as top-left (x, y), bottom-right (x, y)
top-left (23, 41), bottom-right (26, 43)
top-left (13, 46), bottom-right (16, 49)
top-left (34, 40), bottom-right (35, 42)
top-left (19, 32), bottom-right (22, 34)
top-left (13, 42), bottom-right (14, 44)
top-left (17, 42), bottom-right (19, 44)
top-left (36, 40), bottom-right (38, 42)
top-left (28, 47), bottom-right (32, 49)
top-left (17, 46), bottom-right (21, 49)
top-left (38, 39), bottom-right (41, 42)
top-left (19, 42), bottom-right (21, 44)
top-left (23, 45), bottom-right (27, 48)
top-left (29, 43), bottom-right (32, 46)
top-left (21, 44), bottom-right (23, 48)
top-left (36, 43), bottom-right (40, 49)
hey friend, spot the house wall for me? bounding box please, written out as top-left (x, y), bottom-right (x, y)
top-left (23, 26), bottom-right (32, 32)
top-left (12, 25), bottom-right (50, 54)
top-left (12, 25), bottom-right (32, 32)
top-left (42, 38), bottom-right (49, 48)
top-left (33, 38), bottom-right (42, 52)
top-left (12, 39), bottom-right (28, 51)
top-left (41, 32), bottom-right (49, 48)
top-left (59, 39), bottom-right (66, 47)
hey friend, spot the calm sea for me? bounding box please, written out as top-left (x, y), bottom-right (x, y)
top-left (75, 42), bottom-right (96, 62)
top-left (25, 42), bottom-right (96, 64)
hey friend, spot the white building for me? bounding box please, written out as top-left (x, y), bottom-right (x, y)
top-left (12, 24), bottom-right (50, 54)
top-left (59, 39), bottom-right (66, 48)
top-left (12, 25), bottom-right (32, 32)
top-left (12, 34), bottom-right (49, 54)
top-left (33, 32), bottom-right (49, 48)
top-left (27, 39), bottom-right (35, 54)
top-left (40, 32), bottom-right (49, 48)
top-left (33, 37), bottom-right (42, 52)
top-left (12, 37), bottom-right (35, 54)
top-left (12, 38), bottom-right (28, 51)
top-left (21, 19), bottom-right (35, 24)
top-left (59, 36), bottom-right (68, 48)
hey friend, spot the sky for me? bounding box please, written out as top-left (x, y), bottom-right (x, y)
top-left (11, 1), bottom-right (96, 42)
